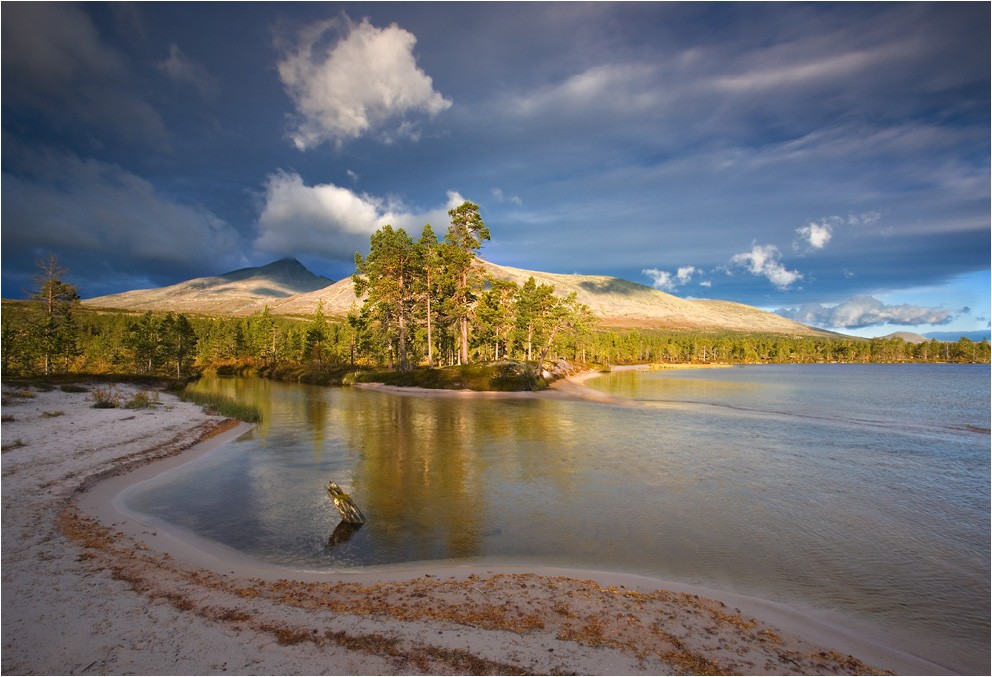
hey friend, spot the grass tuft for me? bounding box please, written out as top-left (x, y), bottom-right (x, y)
top-left (1, 438), bottom-right (26, 452)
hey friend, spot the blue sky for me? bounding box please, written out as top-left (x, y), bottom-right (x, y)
top-left (2, 2), bottom-right (988, 339)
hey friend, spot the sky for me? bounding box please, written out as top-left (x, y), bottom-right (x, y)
top-left (2, 2), bottom-right (989, 340)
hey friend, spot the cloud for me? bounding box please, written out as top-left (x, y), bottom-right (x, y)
top-left (729, 244), bottom-right (802, 289)
top-left (776, 295), bottom-right (959, 329)
top-left (0, 3), bottom-right (168, 147)
top-left (253, 171), bottom-right (463, 262)
top-left (642, 265), bottom-right (701, 291)
top-left (711, 45), bottom-right (900, 94)
top-left (793, 212), bottom-right (881, 252)
top-left (157, 44), bottom-right (219, 99)
top-left (677, 266), bottom-right (697, 284)
top-left (1, 148), bottom-right (241, 273)
top-left (513, 63), bottom-right (663, 118)
top-left (491, 188), bottom-right (523, 206)
top-left (277, 15), bottom-right (451, 148)
top-left (795, 221), bottom-right (833, 250)
top-left (642, 268), bottom-right (674, 291)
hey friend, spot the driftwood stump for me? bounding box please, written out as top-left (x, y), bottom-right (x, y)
top-left (326, 481), bottom-right (366, 525)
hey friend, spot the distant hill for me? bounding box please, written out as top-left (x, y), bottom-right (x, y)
top-left (879, 331), bottom-right (930, 344)
top-left (83, 258), bottom-right (333, 315)
top-left (109, 258), bottom-right (834, 337)
top-left (82, 257), bottom-right (840, 337)
top-left (919, 330), bottom-right (990, 343)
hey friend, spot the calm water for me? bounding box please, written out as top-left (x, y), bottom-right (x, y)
top-left (121, 364), bottom-right (990, 664)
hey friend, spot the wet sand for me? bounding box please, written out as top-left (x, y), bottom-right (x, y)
top-left (1, 380), bottom-right (962, 675)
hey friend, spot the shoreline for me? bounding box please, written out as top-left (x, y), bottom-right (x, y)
top-left (1, 381), bottom-right (969, 674)
top-left (353, 365), bottom-right (651, 407)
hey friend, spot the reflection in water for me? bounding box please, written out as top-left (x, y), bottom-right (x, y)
top-left (337, 392), bottom-right (581, 561)
top-left (327, 521), bottom-right (362, 547)
top-left (125, 368), bottom-right (989, 669)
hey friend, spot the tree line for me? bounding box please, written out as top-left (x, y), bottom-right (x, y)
top-left (3, 245), bottom-right (989, 379)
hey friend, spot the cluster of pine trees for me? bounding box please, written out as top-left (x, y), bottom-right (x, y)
top-left (350, 201), bottom-right (594, 374)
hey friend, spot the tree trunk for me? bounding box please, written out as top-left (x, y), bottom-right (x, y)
top-left (426, 273), bottom-right (434, 368)
top-left (398, 271), bottom-right (408, 372)
top-left (326, 481), bottom-right (365, 524)
top-left (398, 315), bottom-right (407, 372)
top-left (535, 326), bottom-right (560, 376)
top-left (459, 269), bottom-right (469, 365)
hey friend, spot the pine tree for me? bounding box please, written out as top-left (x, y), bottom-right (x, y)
top-left (444, 201), bottom-right (489, 365)
top-left (354, 225), bottom-right (420, 371)
top-left (416, 224), bottom-right (443, 368)
top-left (30, 253), bottom-right (80, 375)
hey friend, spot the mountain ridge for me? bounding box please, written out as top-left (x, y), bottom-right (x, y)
top-left (83, 257), bottom-right (333, 315)
top-left (82, 258), bottom-right (839, 337)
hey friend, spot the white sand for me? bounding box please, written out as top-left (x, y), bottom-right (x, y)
top-left (1, 381), bottom-right (961, 675)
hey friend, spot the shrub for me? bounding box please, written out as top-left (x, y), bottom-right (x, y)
top-left (90, 385), bottom-right (122, 409)
top-left (125, 391), bottom-right (157, 409)
top-left (41, 410), bottom-right (65, 418)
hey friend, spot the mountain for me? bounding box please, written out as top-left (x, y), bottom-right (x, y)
top-left (83, 258), bottom-right (333, 315)
top-left (879, 331), bottom-right (930, 344)
top-left (83, 257), bottom-right (837, 337)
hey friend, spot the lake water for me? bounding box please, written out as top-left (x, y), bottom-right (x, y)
top-left (120, 364), bottom-right (990, 666)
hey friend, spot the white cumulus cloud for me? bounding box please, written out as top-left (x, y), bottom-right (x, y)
top-left (254, 171), bottom-right (464, 262)
top-left (642, 268), bottom-right (675, 291)
top-left (642, 265), bottom-right (702, 291)
top-left (729, 243), bottom-right (803, 289)
top-left (676, 266), bottom-right (697, 284)
top-left (277, 15), bottom-right (451, 148)
top-left (776, 295), bottom-right (958, 329)
top-left (795, 221), bottom-right (833, 250)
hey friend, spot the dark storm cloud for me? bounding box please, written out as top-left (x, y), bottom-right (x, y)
top-left (1, 144), bottom-right (245, 279)
top-left (1, 2), bottom-right (169, 148)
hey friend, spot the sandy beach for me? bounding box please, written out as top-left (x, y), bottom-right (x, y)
top-left (1, 380), bottom-right (957, 675)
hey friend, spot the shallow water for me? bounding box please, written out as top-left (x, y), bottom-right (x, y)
top-left (121, 364), bottom-right (990, 665)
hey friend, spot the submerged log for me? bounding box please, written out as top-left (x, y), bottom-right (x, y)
top-left (326, 481), bottom-right (366, 525)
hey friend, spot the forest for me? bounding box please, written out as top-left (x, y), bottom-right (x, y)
top-left (2, 205), bottom-right (989, 382)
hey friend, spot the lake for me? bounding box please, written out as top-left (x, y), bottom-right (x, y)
top-left (120, 364), bottom-right (990, 667)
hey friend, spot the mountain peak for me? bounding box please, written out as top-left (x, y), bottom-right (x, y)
top-left (83, 258), bottom-right (335, 315)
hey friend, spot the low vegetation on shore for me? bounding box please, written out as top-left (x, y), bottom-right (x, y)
top-left (346, 360), bottom-right (547, 392)
top-left (172, 388), bottom-right (262, 423)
